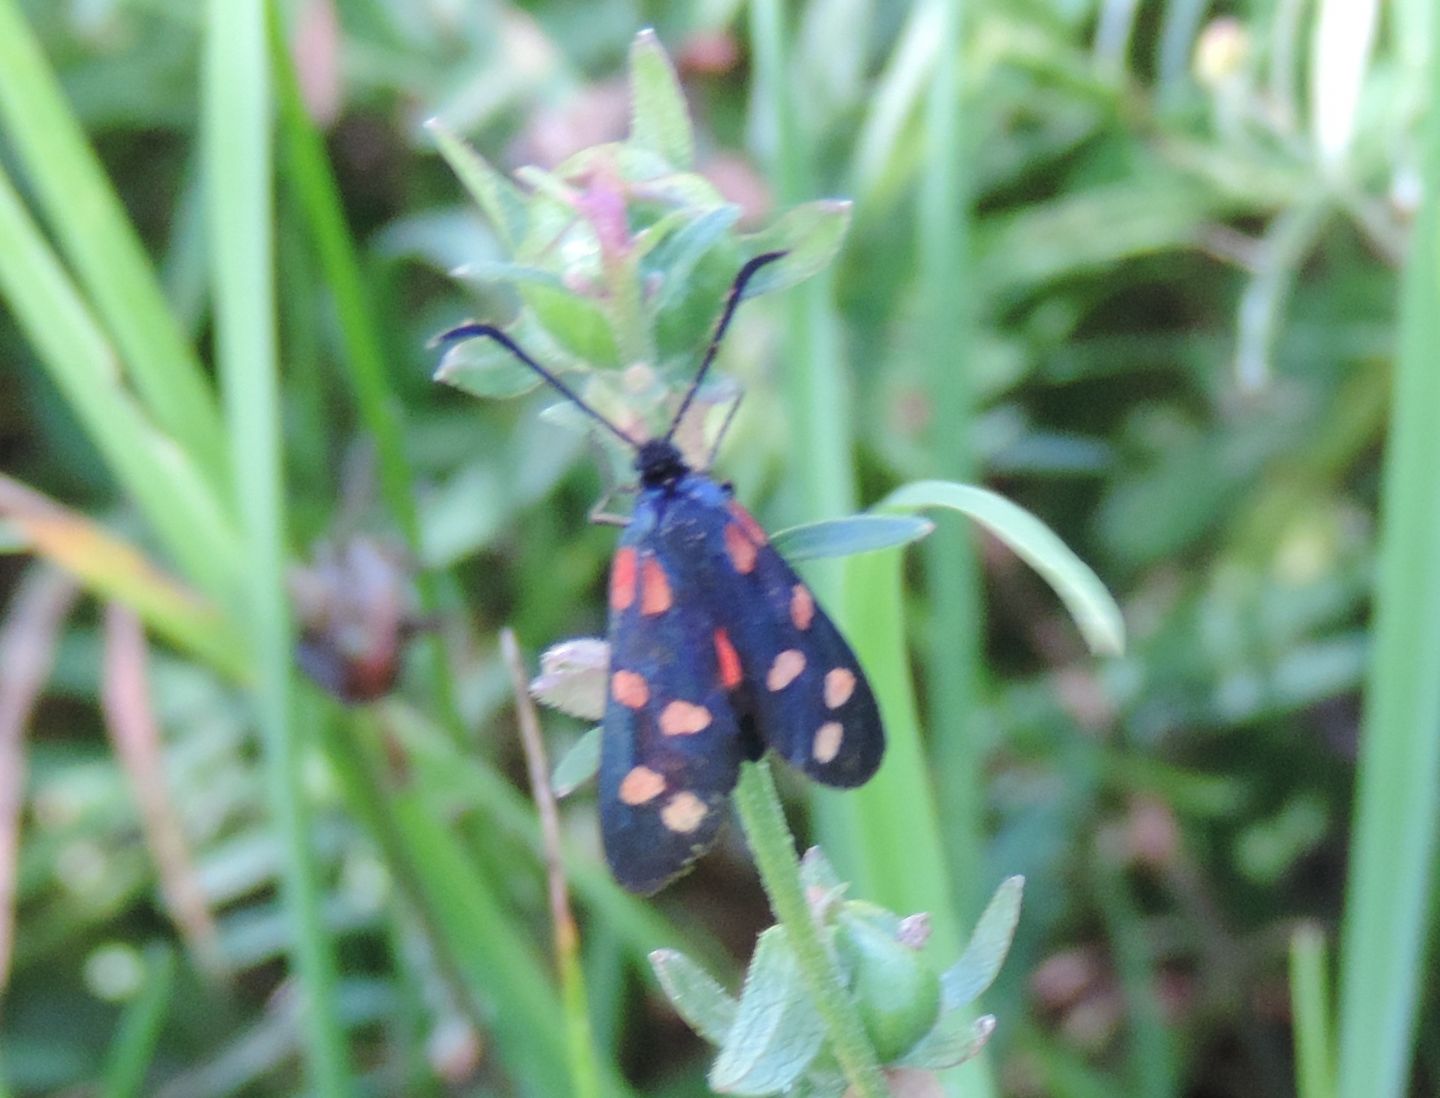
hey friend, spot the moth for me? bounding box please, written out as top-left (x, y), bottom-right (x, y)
top-left (439, 253), bottom-right (884, 893)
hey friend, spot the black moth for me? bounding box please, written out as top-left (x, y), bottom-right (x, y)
top-left (439, 253), bottom-right (885, 893)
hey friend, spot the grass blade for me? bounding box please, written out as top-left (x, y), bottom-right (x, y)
top-left (266, 8), bottom-right (466, 738)
top-left (203, 0), bottom-right (351, 1090)
top-left (1291, 924), bottom-right (1336, 1098)
top-left (99, 946), bottom-right (177, 1098)
top-left (0, 168), bottom-right (242, 605)
top-left (0, 0), bottom-right (228, 491)
top-left (1334, 21), bottom-right (1440, 1098)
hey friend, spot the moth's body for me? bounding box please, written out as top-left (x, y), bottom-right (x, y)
top-left (438, 254), bottom-right (886, 895)
top-left (601, 442), bottom-right (884, 893)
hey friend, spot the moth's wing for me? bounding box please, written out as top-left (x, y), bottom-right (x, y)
top-left (600, 510), bottom-right (748, 895)
top-left (660, 486), bottom-right (885, 788)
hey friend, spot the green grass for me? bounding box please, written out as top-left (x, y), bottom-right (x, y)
top-left (0, 1), bottom-right (1435, 1096)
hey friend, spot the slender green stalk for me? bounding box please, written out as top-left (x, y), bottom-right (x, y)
top-left (265, 6), bottom-right (466, 739)
top-left (100, 947), bottom-right (176, 1098)
top-left (745, 0), bottom-right (856, 531)
top-left (0, 168), bottom-right (241, 607)
top-left (1290, 924), bottom-right (1336, 1098)
top-left (748, 0), bottom-right (864, 887)
top-left (388, 793), bottom-right (616, 1097)
top-left (1094, 859), bottom-right (1176, 1098)
top-left (0, 0), bottom-right (228, 492)
top-left (732, 760), bottom-right (887, 1098)
top-left (844, 549), bottom-right (960, 955)
top-left (917, 0), bottom-right (987, 926)
top-left (318, 705), bottom-right (489, 1035)
top-left (203, 1), bottom-right (351, 1092)
top-left (1334, 15), bottom-right (1440, 1096)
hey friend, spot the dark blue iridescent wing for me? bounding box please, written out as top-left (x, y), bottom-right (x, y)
top-left (600, 492), bottom-right (750, 894)
top-left (654, 475), bottom-right (885, 788)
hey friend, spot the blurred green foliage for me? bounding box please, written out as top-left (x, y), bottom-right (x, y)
top-left (0, 0), bottom-right (1434, 1096)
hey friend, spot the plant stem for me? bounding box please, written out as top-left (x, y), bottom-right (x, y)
top-left (732, 760), bottom-right (887, 1098)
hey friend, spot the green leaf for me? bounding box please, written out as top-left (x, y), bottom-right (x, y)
top-left (647, 205), bottom-right (743, 308)
top-left (628, 29), bottom-right (694, 169)
top-left (523, 282), bottom-right (622, 367)
top-left (651, 948), bottom-right (737, 1046)
top-left (941, 876), bottom-right (1024, 1009)
top-left (452, 259), bottom-right (566, 291)
top-left (710, 927), bottom-right (827, 1095)
top-left (434, 330), bottom-right (543, 399)
top-left (632, 206), bottom-right (705, 262)
top-left (552, 727), bottom-right (602, 797)
top-left (426, 118), bottom-right (528, 249)
top-left (772, 514), bottom-right (935, 563)
top-left (100, 945), bottom-right (176, 1098)
top-left (741, 200), bottom-right (853, 296)
top-left (898, 1012), bottom-right (996, 1071)
top-left (881, 481), bottom-right (1125, 656)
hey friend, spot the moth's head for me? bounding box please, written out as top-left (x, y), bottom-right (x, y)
top-left (634, 438), bottom-right (690, 489)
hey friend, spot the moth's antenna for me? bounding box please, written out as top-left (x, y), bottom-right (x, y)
top-left (435, 324), bottom-right (639, 449)
top-left (663, 251), bottom-right (787, 445)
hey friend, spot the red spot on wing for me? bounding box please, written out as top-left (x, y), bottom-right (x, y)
top-left (640, 555), bottom-right (673, 615)
top-left (611, 670), bottom-right (649, 708)
top-left (610, 548), bottom-right (637, 611)
top-left (714, 628), bottom-right (742, 689)
top-left (790, 585), bottom-right (815, 631)
top-left (724, 523), bottom-right (758, 573)
top-left (728, 501), bottom-right (770, 545)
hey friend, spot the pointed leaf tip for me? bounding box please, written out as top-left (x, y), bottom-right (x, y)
top-left (710, 927), bottom-right (825, 1095)
top-left (651, 949), bottom-right (737, 1047)
top-left (628, 28), bottom-right (694, 169)
top-left (880, 481), bottom-right (1125, 656)
top-left (942, 876), bottom-right (1024, 1009)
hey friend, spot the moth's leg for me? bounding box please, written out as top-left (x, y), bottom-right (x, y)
top-left (589, 484), bottom-right (635, 527)
top-left (584, 428), bottom-right (638, 526)
top-left (699, 390), bottom-right (745, 474)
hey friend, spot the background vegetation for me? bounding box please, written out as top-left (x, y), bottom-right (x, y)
top-left (0, 0), bottom-right (1435, 1096)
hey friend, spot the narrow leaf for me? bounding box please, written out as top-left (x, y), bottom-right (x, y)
top-left (552, 727), bottom-right (602, 797)
top-left (452, 259), bottom-right (566, 291)
top-left (710, 927), bottom-right (827, 1095)
top-left (941, 876), bottom-right (1024, 1009)
top-left (772, 515), bottom-right (935, 563)
top-left (435, 331), bottom-right (544, 399)
top-left (648, 205), bottom-right (743, 307)
top-left (741, 200), bottom-right (852, 296)
top-left (628, 29), bottom-right (694, 169)
top-left (426, 118), bottom-right (528, 248)
top-left (523, 283), bottom-right (622, 367)
top-left (881, 480), bottom-right (1125, 656)
top-left (637, 205), bottom-right (737, 267)
top-left (100, 945), bottom-right (177, 1098)
top-left (651, 948), bottom-right (737, 1046)
top-left (1290, 924), bottom-right (1336, 1098)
